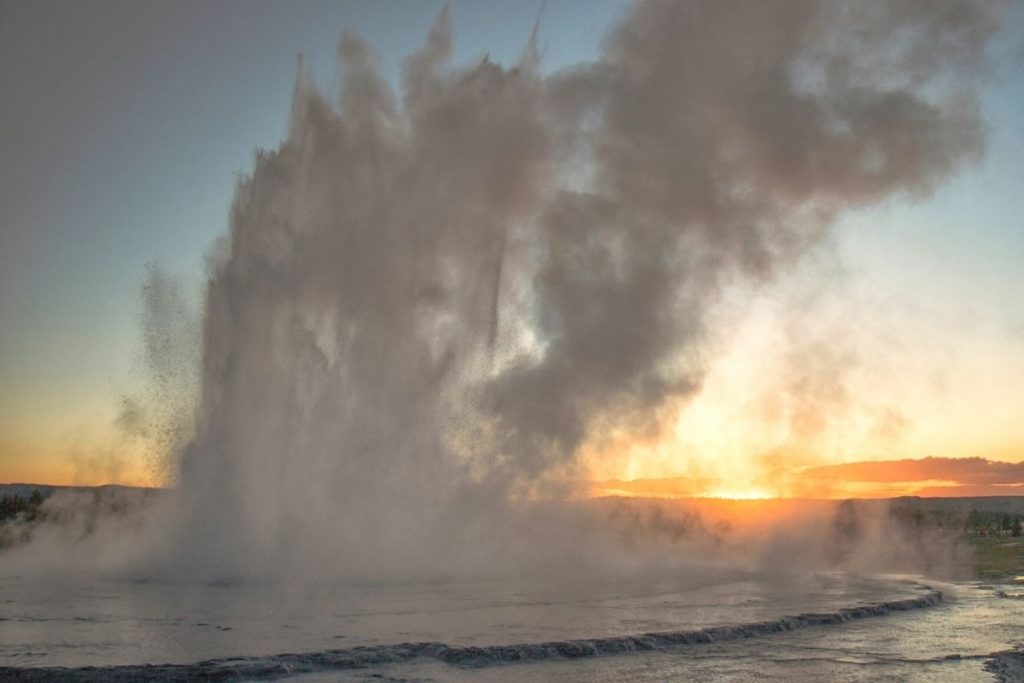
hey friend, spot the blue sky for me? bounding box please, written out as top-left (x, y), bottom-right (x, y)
top-left (0, 0), bottom-right (1021, 485)
top-left (0, 0), bottom-right (631, 481)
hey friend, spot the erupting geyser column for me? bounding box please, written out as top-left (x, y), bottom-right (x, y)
top-left (162, 0), bottom-right (1003, 581)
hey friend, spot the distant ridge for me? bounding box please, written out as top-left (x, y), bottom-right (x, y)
top-left (0, 483), bottom-right (163, 500)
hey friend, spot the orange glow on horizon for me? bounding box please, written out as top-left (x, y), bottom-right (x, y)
top-left (0, 430), bottom-right (162, 489)
top-left (699, 486), bottom-right (776, 500)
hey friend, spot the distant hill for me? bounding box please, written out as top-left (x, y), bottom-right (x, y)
top-left (2, 484), bottom-right (1019, 510)
top-left (0, 483), bottom-right (162, 500)
top-left (887, 496), bottom-right (1024, 514)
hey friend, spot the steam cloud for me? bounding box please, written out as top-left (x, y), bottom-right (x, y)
top-left (131, 0), bottom-right (1006, 580)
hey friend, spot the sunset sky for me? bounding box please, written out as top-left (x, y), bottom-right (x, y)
top-left (1, 0), bottom-right (1022, 496)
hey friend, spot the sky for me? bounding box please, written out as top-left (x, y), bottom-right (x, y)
top-left (0, 0), bottom-right (1022, 495)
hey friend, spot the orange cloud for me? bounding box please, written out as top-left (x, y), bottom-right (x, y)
top-left (798, 457), bottom-right (1024, 488)
top-left (592, 456), bottom-right (1024, 500)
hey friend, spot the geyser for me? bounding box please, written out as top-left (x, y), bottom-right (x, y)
top-left (146, 0), bottom-right (1002, 581)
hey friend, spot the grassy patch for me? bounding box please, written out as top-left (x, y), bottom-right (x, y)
top-left (968, 536), bottom-right (1024, 580)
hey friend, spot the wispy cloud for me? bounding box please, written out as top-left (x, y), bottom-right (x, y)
top-left (799, 456), bottom-right (1024, 485)
top-left (592, 456), bottom-right (1024, 499)
top-left (794, 457), bottom-right (1024, 497)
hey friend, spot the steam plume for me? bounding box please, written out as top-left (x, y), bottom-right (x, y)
top-left (151, 0), bottom-right (1003, 580)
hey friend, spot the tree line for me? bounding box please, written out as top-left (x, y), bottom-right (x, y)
top-left (0, 490), bottom-right (44, 522)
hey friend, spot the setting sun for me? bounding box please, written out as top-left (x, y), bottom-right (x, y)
top-left (700, 487), bottom-right (776, 501)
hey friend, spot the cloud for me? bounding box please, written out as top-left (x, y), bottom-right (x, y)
top-left (800, 456), bottom-right (1024, 484)
top-left (795, 456), bottom-right (1024, 496)
top-left (593, 457), bottom-right (1024, 499)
